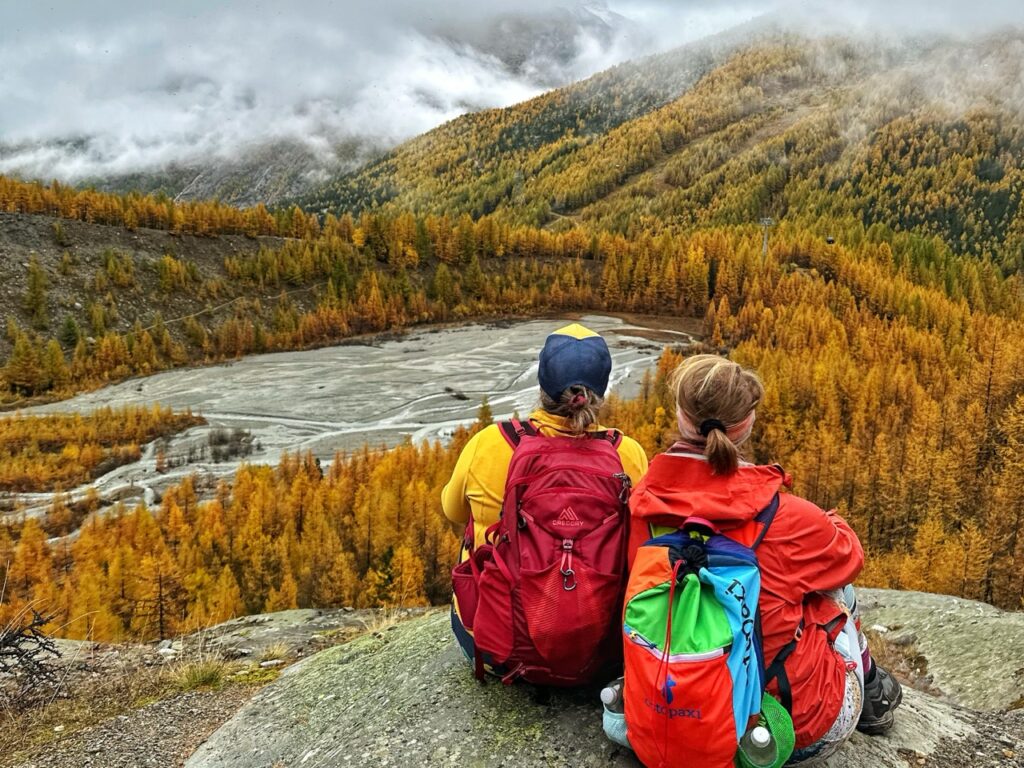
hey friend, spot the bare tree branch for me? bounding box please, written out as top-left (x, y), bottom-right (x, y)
top-left (0, 607), bottom-right (62, 709)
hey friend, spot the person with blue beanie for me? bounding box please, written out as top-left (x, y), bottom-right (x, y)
top-left (442, 322), bottom-right (648, 666)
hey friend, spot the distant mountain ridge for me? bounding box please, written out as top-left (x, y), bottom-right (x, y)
top-left (299, 23), bottom-right (753, 218)
top-left (304, 29), bottom-right (1024, 269)
top-left (89, 138), bottom-right (377, 210)
top-left (8, 19), bottom-right (1022, 268)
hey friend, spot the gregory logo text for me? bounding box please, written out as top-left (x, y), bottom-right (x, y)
top-left (553, 507), bottom-right (584, 527)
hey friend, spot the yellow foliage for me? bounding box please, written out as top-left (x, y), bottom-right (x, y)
top-left (0, 406), bottom-right (202, 492)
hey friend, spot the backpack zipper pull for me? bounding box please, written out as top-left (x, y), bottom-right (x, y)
top-left (560, 539), bottom-right (577, 591)
top-left (613, 472), bottom-right (632, 503)
top-left (516, 498), bottom-right (527, 529)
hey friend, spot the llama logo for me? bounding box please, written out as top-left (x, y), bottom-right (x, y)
top-left (662, 676), bottom-right (677, 704)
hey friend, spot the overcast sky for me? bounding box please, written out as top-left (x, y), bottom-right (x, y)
top-left (0, 1), bottom-right (1020, 181)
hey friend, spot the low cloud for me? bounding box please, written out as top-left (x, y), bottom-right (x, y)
top-left (0, 1), bottom-right (752, 182)
top-left (0, 1), bottom-right (1019, 184)
top-left (780, 0), bottom-right (1023, 37)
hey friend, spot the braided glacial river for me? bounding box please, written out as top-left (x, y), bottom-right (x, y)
top-left (10, 314), bottom-right (693, 516)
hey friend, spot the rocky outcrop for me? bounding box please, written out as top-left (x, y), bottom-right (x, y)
top-left (183, 607), bottom-right (428, 661)
top-left (186, 591), bottom-right (1024, 768)
top-left (856, 588), bottom-right (1024, 711)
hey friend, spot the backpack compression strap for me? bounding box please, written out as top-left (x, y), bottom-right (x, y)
top-left (498, 419), bottom-right (623, 449)
top-left (764, 618), bottom-right (804, 714)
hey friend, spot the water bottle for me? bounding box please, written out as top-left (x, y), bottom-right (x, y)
top-left (600, 677), bottom-right (629, 748)
top-left (737, 725), bottom-right (776, 767)
top-left (600, 678), bottom-right (624, 712)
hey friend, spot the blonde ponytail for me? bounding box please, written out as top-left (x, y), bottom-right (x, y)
top-left (703, 426), bottom-right (740, 474)
top-left (539, 384), bottom-right (603, 434)
top-left (669, 354), bottom-right (764, 475)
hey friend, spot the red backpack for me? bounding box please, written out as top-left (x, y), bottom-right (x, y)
top-left (451, 418), bottom-right (632, 686)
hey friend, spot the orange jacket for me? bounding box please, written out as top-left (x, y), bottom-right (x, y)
top-left (628, 452), bottom-right (864, 749)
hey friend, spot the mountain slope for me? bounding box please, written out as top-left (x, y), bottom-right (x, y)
top-left (310, 31), bottom-right (1024, 269)
top-left (299, 25), bottom-right (759, 219)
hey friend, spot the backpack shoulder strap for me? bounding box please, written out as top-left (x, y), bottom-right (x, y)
top-left (751, 492), bottom-right (780, 550)
top-left (587, 428), bottom-right (623, 448)
top-left (500, 419), bottom-right (622, 450)
top-left (498, 419), bottom-right (539, 449)
top-left (756, 483), bottom-right (791, 711)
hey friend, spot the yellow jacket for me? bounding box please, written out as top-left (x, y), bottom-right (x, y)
top-left (441, 409), bottom-right (649, 549)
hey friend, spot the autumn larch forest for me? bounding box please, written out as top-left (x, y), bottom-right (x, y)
top-left (2, 33), bottom-right (1024, 641)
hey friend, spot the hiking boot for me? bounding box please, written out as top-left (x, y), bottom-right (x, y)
top-left (857, 664), bottom-right (903, 735)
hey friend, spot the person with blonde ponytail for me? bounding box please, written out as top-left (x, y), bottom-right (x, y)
top-left (627, 354), bottom-right (902, 763)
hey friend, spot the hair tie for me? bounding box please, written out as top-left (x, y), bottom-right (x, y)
top-left (698, 418), bottom-right (727, 437)
top-left (571, 392), bottom-right (588, 406)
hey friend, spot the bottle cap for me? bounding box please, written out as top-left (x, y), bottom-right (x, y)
top-left (751, 726), bottom-right (771, 748)
top-left (600, 687), bottom-right (618, 705)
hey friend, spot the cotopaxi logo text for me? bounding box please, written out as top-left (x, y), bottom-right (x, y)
top-left (643, 698), bottom-right (703, 719)
top-left (643, 675), bottom-right (702, 718)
